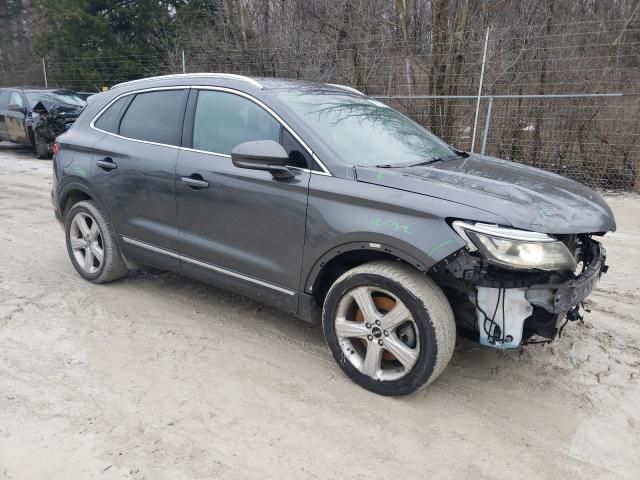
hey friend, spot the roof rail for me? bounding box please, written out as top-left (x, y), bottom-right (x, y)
top-left (327, 83), bottom-right (364, 95)
top-left (112, 73), bottom-right (263, 90)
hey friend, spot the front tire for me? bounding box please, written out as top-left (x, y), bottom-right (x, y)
top-left (322, 261), bottom-right (456, 396)
top-left (65, 200), bottom-right (128, 283)
top-left (33, 130), bottom-right (51, 159)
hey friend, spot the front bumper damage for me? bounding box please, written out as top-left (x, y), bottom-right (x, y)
top-left (32, 101), bottom-right (82, 155)
top-left (431, 237), bottom-right (607, 349)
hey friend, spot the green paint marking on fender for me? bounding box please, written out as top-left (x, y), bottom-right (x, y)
top-left (371, 217), bottom-right (411, 235)
top-left (428, 239), bottom-right (454, 256)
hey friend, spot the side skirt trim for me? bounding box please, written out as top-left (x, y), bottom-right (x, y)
top-left (121, 236), bottom-right (296, 296)
top-left (122, 236), bottom-right (180, 259)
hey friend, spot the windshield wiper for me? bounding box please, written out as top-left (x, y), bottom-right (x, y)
top-left (374, 155), bottom-right (455, 169)
top-left (406, 158), bottom-right (447, 167)
top-left (373, 159), bottom-right (437, 168)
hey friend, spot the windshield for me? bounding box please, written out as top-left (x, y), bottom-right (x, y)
top-left (26, 90), bottom-right (85, 109)
top-left (274, 89), bottom-right (456, 167)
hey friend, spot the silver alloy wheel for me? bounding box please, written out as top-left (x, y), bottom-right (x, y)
top-left (334, 286), bottom-right (420, 381)
top-left (69, 212), bottom-right (104, 274)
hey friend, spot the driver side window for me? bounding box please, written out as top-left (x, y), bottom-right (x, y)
top-left (192, 90), bottom-right (310, 169)
top-left (193, 90), bottom-right (279, 155)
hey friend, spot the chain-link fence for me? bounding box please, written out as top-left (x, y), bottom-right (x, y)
top-left (1, 20), bottom-right (639, 190)
top-left (382, 93), bottom-right (638, 190)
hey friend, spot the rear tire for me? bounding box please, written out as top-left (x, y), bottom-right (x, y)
top-left (65, 200), bottom-right (128, 283)
top-left (322, 261), bottom-right (456, 396)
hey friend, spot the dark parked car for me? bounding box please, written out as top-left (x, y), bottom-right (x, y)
top-left (0, 87), bottom-right (85, 158)
top-left (51, 74), bottom-right (615, 396)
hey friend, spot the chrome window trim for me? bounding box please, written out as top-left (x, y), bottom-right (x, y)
top-left (91, 131), bottom-right (182, 150)
top-left (180, 146), bottom-right (232, 159)
top-left (89, 85), bottom-right (188, 148)
top-left (122, 236), bottom-right (295, 296)
top-left (310, 153), bottom-right (331, 176)
top-left (112, 73), bottom-right (263, 90)
top-left (89, 85), bottom-right (333, 176)
top-left (178, 146), bottom-right (330, 176)
top-left (178, 147), bottom-right (330, 176)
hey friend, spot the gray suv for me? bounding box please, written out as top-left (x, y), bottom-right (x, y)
top-left (52, 74), bottom-right (615, 396)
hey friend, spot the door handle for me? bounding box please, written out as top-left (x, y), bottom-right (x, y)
top-left (181, 175), bottom-right (209, 189)
top-left (96, 157), bottom-right (117, 171)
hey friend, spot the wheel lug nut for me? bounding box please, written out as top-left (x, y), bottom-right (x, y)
top-left (383, 330), bottom-right (389, 336)
top-left (367, 335), bottom-right (373, 341)
top-left (375, 320), bottom-right (381, 326)
top-left (378, 339), bottom-right (383, 346)
top-left (365, 323), bottom-right (371, 328)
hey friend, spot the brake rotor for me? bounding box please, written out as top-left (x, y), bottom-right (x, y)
top-left (355, 294), bottom-right (397, 361)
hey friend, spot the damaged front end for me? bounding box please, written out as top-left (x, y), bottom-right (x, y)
top-left (32, 100), bottom-right (83, 157)
top-left (431, 222), bottom-right (608, 349)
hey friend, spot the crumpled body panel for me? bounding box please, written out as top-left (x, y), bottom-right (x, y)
top-left (33, 100), bottom-right (83, 143)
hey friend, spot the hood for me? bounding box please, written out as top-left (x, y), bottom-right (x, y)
top-left (355, 154), bottom-right (616, 234)
top-left (33, 100), bottom-right (84, 118)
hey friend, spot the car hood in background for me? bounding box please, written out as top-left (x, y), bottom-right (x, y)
top-left (33, 100), bottom-right (84, 118)
top-left (355, 154), bottom-right (616, 234)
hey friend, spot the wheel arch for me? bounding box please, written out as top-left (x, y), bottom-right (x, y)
top-left (304, 240), bottom-right (441, 307)
top-left (59, 182), bottom-right (136, 271)
top-left (58, 181), bottom-right (110, 224)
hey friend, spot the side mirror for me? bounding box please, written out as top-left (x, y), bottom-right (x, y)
top-left (7, 103), bottom-right (25, 114)
top-left (231, 140), bottom-right (293, 179)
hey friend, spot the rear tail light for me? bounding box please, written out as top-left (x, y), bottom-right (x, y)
top-left (52, 143), bottom-right (59, 157)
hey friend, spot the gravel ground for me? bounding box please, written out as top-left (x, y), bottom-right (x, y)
top-left (0, 143), bottom-right (639, 480)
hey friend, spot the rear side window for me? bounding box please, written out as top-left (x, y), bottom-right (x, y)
top-left (119, 90), bottom-right (187, 146)
top-left (94, 96), bottom-right (130, 133)
top-left (193, 90), bottom-right (280, 155)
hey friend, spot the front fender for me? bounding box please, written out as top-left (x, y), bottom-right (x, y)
top-left (302, 235), bottom-right (463, 294)
top-left (301, 174), bottom-right (512, 294)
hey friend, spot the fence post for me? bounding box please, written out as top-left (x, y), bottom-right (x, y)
top-left (182, 50), bottom-right (186, 74)
top-left (480, 96), bottom-right (493, 155)
top-left (471, 27), bottom-right (490, 153)
top-left (42, 57), bottom-right (48, 88)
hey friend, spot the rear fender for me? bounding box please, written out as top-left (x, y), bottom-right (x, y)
top-left (57, 179), bottom-right (110, 224)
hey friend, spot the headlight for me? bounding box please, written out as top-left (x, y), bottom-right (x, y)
top-left (452, 221), bottom-right (577, 272)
